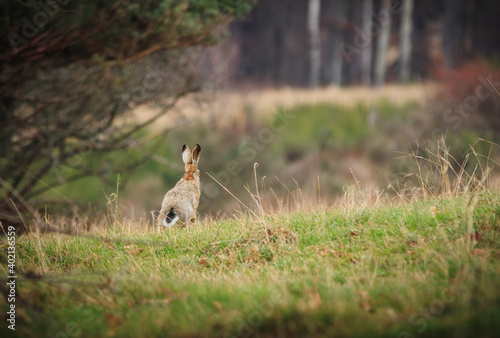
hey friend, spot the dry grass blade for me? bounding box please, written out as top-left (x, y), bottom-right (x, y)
top-left (205, 171), bottom-right (257, 218)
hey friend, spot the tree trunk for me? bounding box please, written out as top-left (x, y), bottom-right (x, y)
top-left (346, 0), bottom-right (362, 85)
top-left (308, 0), bottom-right (321, 88)
top-left (374, 0), bottom-right (391, 87)
top-left (361, 0), bottom-right (373, 86)
top-left (443, 0), bottom-right (466, 69)
top-left (324, 0), bottom-right (348, 86)
top-left (399, 0), bottom-right (413, 83)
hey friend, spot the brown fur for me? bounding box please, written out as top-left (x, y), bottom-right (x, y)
top-left (183, 166), bottom-right (198, 181)
top-left (158, 144), bottom-right (201, 227)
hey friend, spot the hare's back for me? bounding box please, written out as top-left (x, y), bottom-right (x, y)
top-left (162, 180), bottom-right (199, 209)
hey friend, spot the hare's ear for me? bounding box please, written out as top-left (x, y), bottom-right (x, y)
top-left (192, 144), bottom-right (201, 168)
top-left (182, 144), bottom-right (192, 164)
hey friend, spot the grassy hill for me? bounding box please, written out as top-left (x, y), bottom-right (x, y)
top-left (2, 187), bottom-right (500, 337)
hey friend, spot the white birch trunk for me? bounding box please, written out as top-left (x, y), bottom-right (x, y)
top-left (374, 0), bottom-right (391, 87)
top-left (400, 0), bottom-right (414, 82)
top-left (308, 0), bottom-right (321, 88)
top-left (330, 0), bottom-right (347, 86)
top-left (361, 0), bottom-right (373, 86)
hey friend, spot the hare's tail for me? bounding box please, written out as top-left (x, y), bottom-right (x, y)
top-left (162, 208), bottom-right (179, 227)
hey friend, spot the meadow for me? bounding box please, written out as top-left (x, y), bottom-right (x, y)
top-left (1, 184), bottom-right (500, 337)
top-left (2, 86), bottom-right (500, 337)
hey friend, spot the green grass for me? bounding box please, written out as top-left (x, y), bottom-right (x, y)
top-left (275, 100), bottom-right (417, 152)
top-left (2, 190), bottom-right (500, 337)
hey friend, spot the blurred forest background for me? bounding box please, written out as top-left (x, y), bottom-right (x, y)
top-left (1, 0), bottom-right (500, 230)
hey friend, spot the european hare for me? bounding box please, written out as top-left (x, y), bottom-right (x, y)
top-left (158, 144), bottom-right (201, 227)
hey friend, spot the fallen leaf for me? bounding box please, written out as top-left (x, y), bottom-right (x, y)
top-left (472, 248), bottom-right (487, 256)
top-left (198, 258), bottom-right (209, 267)
top-left (407, 240), bottom-right (418, 247)
top-left (469, 232), bottom-right (483, 242)
top-left (431, 206), bottom-right (437, 218)
top-left (105, 314), bottom-right (122, 326)
top-left (104, 241), bottom-right (116, 249)
top-left (126, 248), bottom-right (144, 255)
top-left (213, 301), bottom-right (223, 311)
